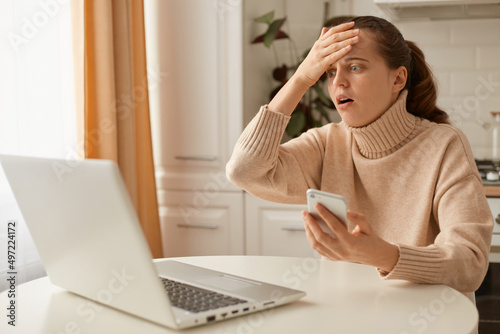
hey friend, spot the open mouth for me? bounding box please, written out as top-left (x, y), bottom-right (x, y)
top-left (336, 95), bottom-right (354, 108)
top-left (339, 98), bottom-right (354, 105)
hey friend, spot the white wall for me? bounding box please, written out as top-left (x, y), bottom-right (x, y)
top-left (243, 0), bottom-right (500, 159)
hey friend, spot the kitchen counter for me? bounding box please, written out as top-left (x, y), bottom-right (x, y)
top-left (484, 185), bottom-right (500, 197)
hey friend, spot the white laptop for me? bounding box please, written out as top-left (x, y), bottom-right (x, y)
top-left (0, 155), bottom-right (306, 329)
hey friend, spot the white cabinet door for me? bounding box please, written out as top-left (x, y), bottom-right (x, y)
top-left (159, 191), bottom-right (244, 257)
top-left (245, 194), bottom-right (318, 258)
top-left (487, 198), bottom-right (500, 241)
top-left (144, 0), bottom-right (242, 191)
top-left (487, 197), bottom-right (500, 263)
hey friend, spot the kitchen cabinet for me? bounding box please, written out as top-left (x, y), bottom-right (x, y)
top-left (245, 194), bottom-right (317, 258)
top-left (144, 0), bottom-right (246, 256)
top-left (144, 0), bottom-right (242, 192)
top-left (374, 0), bottom-right (500, 20)
top-left (158, 190), bottom-right (245, 257)
top-left (486, 195), bottom-right (500, 263)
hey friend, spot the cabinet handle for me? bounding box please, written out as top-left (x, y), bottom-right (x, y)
top-left (496, 214), bottom-right (500, 225)
top-left (175, 155), bottom-right (217, 161)
top-left (177, 223), bottom-right (218, 230)
top-left (281, 226), bottom-right (305, 231)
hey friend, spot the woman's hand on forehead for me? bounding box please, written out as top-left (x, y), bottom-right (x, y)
top-left (293, 22), bottom-right (359, 88)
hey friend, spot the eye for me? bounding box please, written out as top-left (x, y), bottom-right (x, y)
top-left (351, 65), bottom-right (361, 72)
top-left (327, 70), bottom-right (336, 78)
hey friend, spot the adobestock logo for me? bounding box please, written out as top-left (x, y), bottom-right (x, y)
top-left (7, 0), bottom-right (70, 53)
top-left (399, 286), bottom-right (462, 334)
top-left (449, 73), bottom-right (500, 128)
top-left (46, 268), bottom-right (135, 334)
top-left (281, 257), bottom-right (320, 290)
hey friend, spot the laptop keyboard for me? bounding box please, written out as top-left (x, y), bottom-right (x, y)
top-left (161, 278), bottom-right (248, 313)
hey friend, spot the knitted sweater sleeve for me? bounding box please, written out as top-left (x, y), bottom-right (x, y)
top-left (379, 127), bottom-right (494, 293)
top-left (226, 106), bottom-right (327, 204)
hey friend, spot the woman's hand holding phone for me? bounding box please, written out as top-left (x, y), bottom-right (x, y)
top-left (303, 189), bottom-right (399, 273)
top-left (306, 189), bottom-right (347, 238)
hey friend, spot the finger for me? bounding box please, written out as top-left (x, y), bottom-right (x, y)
top-left (347, 210), bottom-right (372, 235)
top-left (302, 210), bottom-right (327, 240)
top-left (315, 204), bottom-right (350, 239)
top-left (328, 35), bottom-right (359, 50)
top-left (321, 36), bottom-right (358, 61)
top-left (325, 44), bottom-right (353, 67)
top-left (320, 27), bottom-right (328, 37)
top-left (313, 35), bottom-right (358, 67)
top-left (302, 211), bottom-right (337, 247)
top-left (323, 28), bottom-right (359, 45)
top-left (304, 211), bottom-right (346, 260)
top-left (303, 218), bottom-right (341, 260)
top-left (324, 21), bottom-right (355, 36)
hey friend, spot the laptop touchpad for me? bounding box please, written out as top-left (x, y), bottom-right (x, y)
top-left (197, 275), bottom-right (259, 291)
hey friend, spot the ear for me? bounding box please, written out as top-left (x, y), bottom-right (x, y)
top-left (392, 66), bottom-right (407, 93)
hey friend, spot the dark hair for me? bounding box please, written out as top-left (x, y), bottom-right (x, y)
top-left (346, 16), bottom-right (450, 124)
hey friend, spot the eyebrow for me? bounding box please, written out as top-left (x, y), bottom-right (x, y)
top-left (343, 57), bottom-right (369, 63)
top-left (327, 57), bottom-right (370, 71)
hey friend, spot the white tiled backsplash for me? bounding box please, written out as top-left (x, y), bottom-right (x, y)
top-left (244, 1), bottom-right (500, 159)
top-left (351, 0), bottom-right (500, 159)
top-left (396, 18), bottom-right (500, 159)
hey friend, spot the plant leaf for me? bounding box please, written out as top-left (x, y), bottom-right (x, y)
top-left (275, 31), bottom-right (289, 39)
top-left (252, 31), bottom-right (288, 45)
top-left (263, 18), bottom-right (287, 48)
top-left (254, 11), bottom-right (274, 24)
top-left (313, 84), bottom-right (333, 107)
top-left (314, 103), bottom-right (332, 123)
top-left (253, 32), bottom-right (288, 45)
top-left (286, 110), bottom-right (306, 137)
top-left (272, 64), bottom-right (288, 82)
top-left (251, 34), bottom-right (265, 44)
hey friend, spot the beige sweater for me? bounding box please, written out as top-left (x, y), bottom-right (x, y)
top-left (227, 91), bottom-right (493, 293)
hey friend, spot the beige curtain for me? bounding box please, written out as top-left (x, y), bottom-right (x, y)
top-left (77, 0), bottom-right (163, 258)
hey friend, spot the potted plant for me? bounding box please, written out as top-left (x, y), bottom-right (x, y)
top-left (252, 11), bottom-right (353, 139)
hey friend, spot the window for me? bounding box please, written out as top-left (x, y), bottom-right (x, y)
top-left (0, 0), bottom-right (76, 290)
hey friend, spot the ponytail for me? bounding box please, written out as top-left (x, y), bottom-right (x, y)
top-left (405, 41), bottom-right (450, 124)
top-left (351, 16), bottom-right (450, 124)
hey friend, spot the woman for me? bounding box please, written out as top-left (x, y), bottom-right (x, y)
top-left (226, 16), bottom-right (493, 297)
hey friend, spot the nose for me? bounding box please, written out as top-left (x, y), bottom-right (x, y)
top-left (331, 69), bottom-right (349, 88)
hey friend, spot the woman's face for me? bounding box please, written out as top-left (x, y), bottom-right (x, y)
top-left (327, 30), bottom-right (407, 127)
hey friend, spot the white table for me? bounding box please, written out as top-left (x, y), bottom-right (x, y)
top-left (0, 256), bottom-right (478, 333)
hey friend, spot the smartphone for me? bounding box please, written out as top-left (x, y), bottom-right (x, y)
top-left (306, 189), bottom-right (348, 237)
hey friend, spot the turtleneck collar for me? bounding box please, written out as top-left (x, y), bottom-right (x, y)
top-left (342, 90), bottom-right (418, 159)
